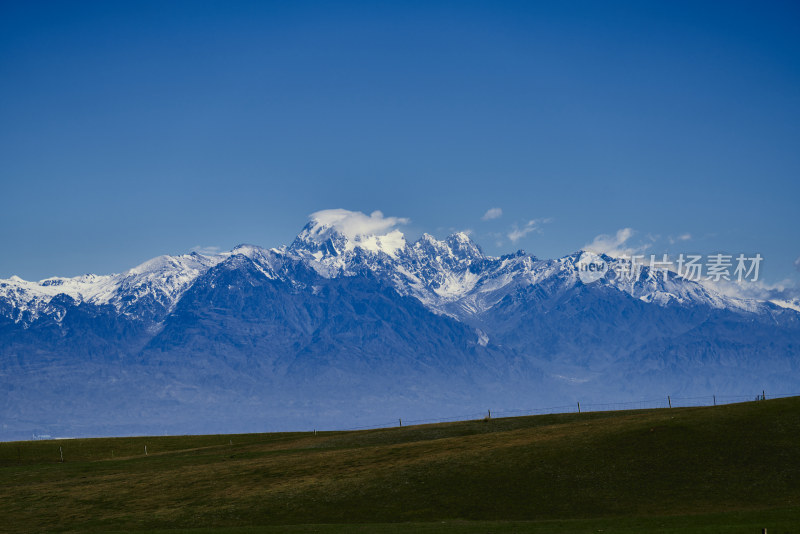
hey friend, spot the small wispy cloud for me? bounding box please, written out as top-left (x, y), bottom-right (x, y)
top-left (795, 255), bottom-right (800, 272)
top-left (488, 232), bottom-right (505, 247)
top-left (508, 218), bottom-right (552, 243)
top-left (668, 233), bottom-right (692, 245)
top-left (192, 245), bottom-right (222, 255)
top-left (481, 207), bottom-right (503, 221)
top-left (584, 228), bottom-right (652, 257)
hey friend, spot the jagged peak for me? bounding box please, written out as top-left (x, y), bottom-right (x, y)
top-left (417, 232), bottom-right (439, 243)
top-left (447, 231), bottom-right (473, 243)
top-left (412, 233), bottom-right (447, 249)
top-left (500, 250), bottom-right (528, 260)
top-left (444, 232), bottom-right (483, 259)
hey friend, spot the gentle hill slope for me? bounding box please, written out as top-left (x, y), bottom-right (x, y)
top-left (1, 397), bottom-right (799, 532)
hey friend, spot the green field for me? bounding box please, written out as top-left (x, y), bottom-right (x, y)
top-left (2, 398), bottom-right (799, 533)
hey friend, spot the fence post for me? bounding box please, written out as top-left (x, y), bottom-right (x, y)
top-left (399, 418), bottom-right (402, 427)
top-left (59, 446), bottom-right (63, 463)
top-left (144, 445), bottom-right (147, 456)
top-left (668, 396), bottom-right (672, 408)
top-left (577, 402), bottom-right (581, 413)
top-left (713, 394), bottom-right (716, 406)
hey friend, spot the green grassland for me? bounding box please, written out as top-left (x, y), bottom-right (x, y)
top-left (1, 398), bottom-right (798, 533)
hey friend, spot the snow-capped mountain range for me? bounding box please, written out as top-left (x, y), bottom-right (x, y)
top-left (0, 214), bottom-right (773, 327)
top-left (1, 210), bottom-right (798, 439)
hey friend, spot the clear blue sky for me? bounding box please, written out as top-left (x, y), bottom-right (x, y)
top-left (1, 1), bottom-right (798, 290)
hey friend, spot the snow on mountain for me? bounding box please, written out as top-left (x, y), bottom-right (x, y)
top-left (0, 273), bottom-right (115, 324)
top-left (283, 214), bottom-right (776, 321)
top-left (0, 252), bottom-right (224, 324)
top-left (772, 298), bottom-right (800, 312)
top-left (106, 252), bottom-right (227, 319)
top-left (595, 254), bottom-right (773, 313)
top-left (0, 211), bottom-right (786, 327)
top-left (399, 233), bottom-right (484, 301)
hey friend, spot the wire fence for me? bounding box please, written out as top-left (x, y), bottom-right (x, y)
top-left (334, 391), bottom-right (800, 432)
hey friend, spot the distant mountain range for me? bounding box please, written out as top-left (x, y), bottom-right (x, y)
top-left (2, 210), bottom-right (798, 440)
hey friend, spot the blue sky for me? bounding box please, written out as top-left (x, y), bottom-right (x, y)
top-left (1, 1), bottom-right (798, 292)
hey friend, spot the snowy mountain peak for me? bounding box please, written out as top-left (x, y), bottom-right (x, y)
top-left (417, 233), bottom-right (437, 243)
top-left (412, 233), bottom-right (448, 253)
top-left (409, 232), bottom-right (484, 264)
top-left (290, 209), bottom-right (409, 259)
top-left (448, 231), bottom-right (473, 243)
top-left (444, 232), bottom-right (484, 261)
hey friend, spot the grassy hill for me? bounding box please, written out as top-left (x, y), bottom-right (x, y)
top-left (1, 397), bottom-right (798, 533)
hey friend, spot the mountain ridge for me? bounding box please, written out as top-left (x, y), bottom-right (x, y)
top-left (0, 215), bottom-right (786, 324)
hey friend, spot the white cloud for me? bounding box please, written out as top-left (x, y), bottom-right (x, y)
top-left (710, 278), bottom-right (800, 311)
top-left (584, 228), bottom-right (652, 257)
top-left (508, 218), bottom-right (552, 243)
top-left (481, 207), bottom-right (503, 221)
top-left (309, 209), bottom-right (409, 240)
top-left (508, 225), bottom-right (534, 243)
top-left (668, 233), bottom-right (692, 245)
top-left (191, 246), bottom-right (222, 255)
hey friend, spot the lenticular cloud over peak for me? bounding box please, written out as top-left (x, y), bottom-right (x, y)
top-left (308, 209), bottom-right (410, 240)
